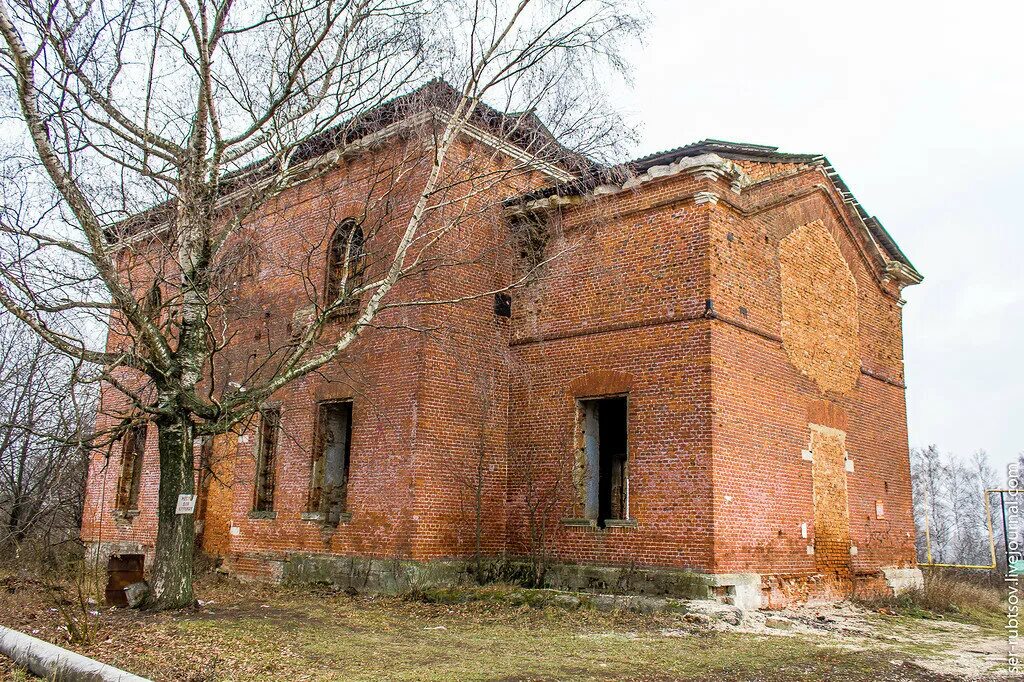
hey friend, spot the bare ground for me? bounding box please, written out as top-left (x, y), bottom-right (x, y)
top-left (0, 574), bottom-right (1011, 681)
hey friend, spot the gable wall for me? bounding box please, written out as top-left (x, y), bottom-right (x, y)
top-left (705, 169), bottom-right (916, 602)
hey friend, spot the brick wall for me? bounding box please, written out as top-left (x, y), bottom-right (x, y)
top-left (705, 165), bottom-right (917, 599)
top-left (81, 135), bottom-right (918, 603)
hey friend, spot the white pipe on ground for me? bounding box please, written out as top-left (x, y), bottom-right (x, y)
top-left (0, 624), bottom-right (151, 681)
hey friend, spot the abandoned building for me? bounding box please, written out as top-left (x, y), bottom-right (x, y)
top-left (81, 83), bottom-right (925, 609)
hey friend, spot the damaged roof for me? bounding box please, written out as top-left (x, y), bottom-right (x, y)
top-left (512, 138), bottom-right (920, 280)
top-left (113, 80), bottom-right (591, 239)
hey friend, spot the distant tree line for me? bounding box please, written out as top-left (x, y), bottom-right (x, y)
top-left (911, 445), bottom-right (1023, 571)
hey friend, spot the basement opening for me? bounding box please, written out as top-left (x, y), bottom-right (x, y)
top-left (580, 396), bottom-right (628, 527)
top-left (105, 554), bottom-right (144, 607)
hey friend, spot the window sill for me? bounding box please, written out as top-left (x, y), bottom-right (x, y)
top-left (248, 510), bottom-right (277, 520)
top-left (301, 511), bottom-right (352, 524)
top-left (561, 518), bottom-right (637, 529)
top-left (326, 304), bottom-right (360, 323)
top-left (113, 509), bottom-right (140, 521)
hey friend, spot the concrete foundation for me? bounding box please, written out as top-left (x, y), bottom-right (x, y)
top-left (882, 567), bottom-right (924, 595)
top-left (706, 573), bottom-right (764, 610)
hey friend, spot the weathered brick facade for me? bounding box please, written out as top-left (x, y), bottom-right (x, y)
top-left (81, 107), bottom-right (923, 607)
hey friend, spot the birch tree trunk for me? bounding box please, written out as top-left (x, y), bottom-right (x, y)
top-left (150, 409), bottom-right (196, 609)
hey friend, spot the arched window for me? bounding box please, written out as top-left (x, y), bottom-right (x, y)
top-left (324, 219), bottom-right (366, 315)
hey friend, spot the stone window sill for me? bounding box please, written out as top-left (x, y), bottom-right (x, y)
top-left (301, 511), bottom-right (352, 524)
top-left (248, 510), bottom-right (277, 520)
top-left (326, 304), bottom-right (360, 323)
top-left (113, 509), bottom-right (140, 521)
top-left (561, 518), bottom-right (637, 529)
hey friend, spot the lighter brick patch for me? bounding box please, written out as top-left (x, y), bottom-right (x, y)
top-left (778, 220), bottom-right (860, 395)
top-left (809, 424), bottom-right (852, 581)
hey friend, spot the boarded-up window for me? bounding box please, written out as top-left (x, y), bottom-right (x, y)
top-left (310, 401), bottom-right (352, 523)
top-left (116, 424), bottom-right (147, 510)
top-left (253, 407), bottom-right (280, 512)
top-left (324, 219), bottom-right (366, 317)
top-left (579, 396), bottom-right (628, 526)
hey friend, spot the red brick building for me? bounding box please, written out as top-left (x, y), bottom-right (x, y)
top-left (82, 90), bottom-right (924, 608)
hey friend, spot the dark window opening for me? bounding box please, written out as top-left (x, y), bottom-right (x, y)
top-left (310, 401), bottom-right (352, 524)
top-left (116, 423), bottom-right (147, 510)
top-left (143, 284), bottom-right (161, 319)
top-left (253, 407), bottom-right (280, 512)
top-left (324, 219), bottom-right (366, 318)
top-left (580, 396), bottom-right (628, 527)
top-left (493, 292), bottom-right (512, 318)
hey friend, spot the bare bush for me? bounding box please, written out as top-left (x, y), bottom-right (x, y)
top-left (0, 316), bottom-right (93, 558)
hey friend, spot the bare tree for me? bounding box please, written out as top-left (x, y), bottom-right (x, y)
top-left (912, 445), bottom-right (952, 562)
top-left (0, 316), bottom-right (93, 555)
top-left (910, 445), bottom-right (1019, 569)
top-left (0, 0), bottom-right (643, 607)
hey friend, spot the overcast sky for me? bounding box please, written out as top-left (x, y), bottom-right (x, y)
top-left (610, 1), bottom-right (1023, 474)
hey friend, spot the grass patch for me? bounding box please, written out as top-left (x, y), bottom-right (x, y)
top-left (404, 583), bottom-right (593, 610)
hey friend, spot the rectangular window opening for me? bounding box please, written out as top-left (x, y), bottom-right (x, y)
top-left (116, 423), bottom-right (147, 510)
top-left (310, 401), bottom-right (352, 523)
top-left (580, 396), bottom-right (628, 527)
top-left (253, 407), bottom-right (280, 512)
top-left (493, 292), bottom-right (512, 318)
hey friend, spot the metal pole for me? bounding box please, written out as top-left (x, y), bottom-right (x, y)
top-left (1001, 491), bottom-right (1010, 573)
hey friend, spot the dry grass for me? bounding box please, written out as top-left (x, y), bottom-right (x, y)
top-left (0, 573), bottom-right (979, 682)
top-left (858, 571), bottom-right (1006, 631)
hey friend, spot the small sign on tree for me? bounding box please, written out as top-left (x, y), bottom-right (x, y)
top-left (175, 494), bottom-right (197, 515)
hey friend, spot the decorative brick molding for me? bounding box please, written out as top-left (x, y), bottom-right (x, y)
top-left (806, 399), bottom-right (848, 431)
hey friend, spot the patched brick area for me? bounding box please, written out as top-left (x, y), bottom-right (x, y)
top-left (809, 425), bottom-right (852, 585)
top-left (198, 432), bottom-right (238, 557)
top-left (81, 134), bottom-right (921, 606)
top-left (778, 220), bottom-right (860, 395)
